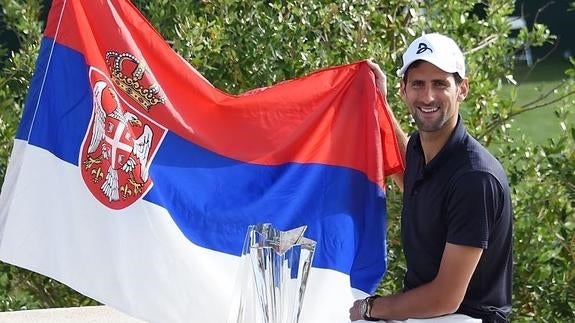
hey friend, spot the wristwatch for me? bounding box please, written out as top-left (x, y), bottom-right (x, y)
top-left (359, 295), bottom-right (379, 321)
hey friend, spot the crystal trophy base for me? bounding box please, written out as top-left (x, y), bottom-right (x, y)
top-left (228, 223), bottom-right (316, 323)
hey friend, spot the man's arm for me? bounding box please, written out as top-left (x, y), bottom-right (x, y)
top-left (350, 243), bottom-right (482, 321)
top-left (366, 60), bottom-right (407, 191)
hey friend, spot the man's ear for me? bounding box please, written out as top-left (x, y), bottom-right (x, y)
top-left (399, 80), bottom-right (407, 100)
top-left (457, 79), bottom-right (469, 102)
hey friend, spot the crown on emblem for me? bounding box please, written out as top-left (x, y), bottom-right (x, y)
top-left (106, 51), bottom-right (165, 111)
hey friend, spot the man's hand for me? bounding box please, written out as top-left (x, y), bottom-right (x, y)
top-left (366, 59), bottom-right (387, 98)
top-left (349, 299), bottom-right (363, 321)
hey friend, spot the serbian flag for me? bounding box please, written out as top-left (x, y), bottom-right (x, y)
top-left (0, 0), bottom-right (402, 322)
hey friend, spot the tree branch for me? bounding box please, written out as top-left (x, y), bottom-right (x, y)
top-left (465, 34), bottom-right (499, 55)
top-left (478, 89), bottom-right (575, 138)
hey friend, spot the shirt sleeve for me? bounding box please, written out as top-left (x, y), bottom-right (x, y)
top-left (445, 171), bottom-right (504, 249)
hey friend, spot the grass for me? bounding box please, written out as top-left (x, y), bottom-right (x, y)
top-left (502, 58), bottom-right (575, 144)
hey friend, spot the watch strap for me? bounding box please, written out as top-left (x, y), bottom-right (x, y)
top-left (361, 295), bottom-right (380, 321)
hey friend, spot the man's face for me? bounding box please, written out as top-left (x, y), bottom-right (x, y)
top-left (400, 61), bottom-right (468, 134)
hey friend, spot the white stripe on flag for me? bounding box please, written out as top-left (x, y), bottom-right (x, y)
top-left (0, 140), bottom-right (360, 323)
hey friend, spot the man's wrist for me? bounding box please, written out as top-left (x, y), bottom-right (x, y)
top-left (360, 295), bottom-right (380, 321)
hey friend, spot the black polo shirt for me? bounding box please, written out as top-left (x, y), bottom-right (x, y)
top-left (401, 117), bottom-right (512, 322)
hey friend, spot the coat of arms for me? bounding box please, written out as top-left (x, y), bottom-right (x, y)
top-left (80, 52), bottom-right (166, 209)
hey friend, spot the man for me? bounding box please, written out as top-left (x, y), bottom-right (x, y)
top-left (349, 33), bottom-right (513, 322)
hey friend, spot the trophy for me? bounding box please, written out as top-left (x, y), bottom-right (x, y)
top-left (228, 223), bottom-right (317, 323)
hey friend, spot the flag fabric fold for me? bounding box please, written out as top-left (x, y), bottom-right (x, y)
top-left (0, 0), bottom-right (402, 322)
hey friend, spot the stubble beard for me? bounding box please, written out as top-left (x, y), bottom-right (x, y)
top-left (414, 115), bottom-right (446, 132)
top-left (411, 105), bottom-right (448, 133)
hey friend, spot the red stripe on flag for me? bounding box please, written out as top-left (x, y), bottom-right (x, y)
top-left (44, 0), bottom-right (402, 188)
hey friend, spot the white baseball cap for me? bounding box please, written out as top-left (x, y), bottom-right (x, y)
top-left (397, 33), bottom-right (466, 78)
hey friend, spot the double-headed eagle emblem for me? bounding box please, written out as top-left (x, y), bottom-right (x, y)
top-left (80, 51), bottom-right (165, 209)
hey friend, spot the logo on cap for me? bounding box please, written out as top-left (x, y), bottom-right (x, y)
top-left (416, 43), bottom-right (433, 54)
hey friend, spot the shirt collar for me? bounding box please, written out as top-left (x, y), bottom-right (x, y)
top-left (415, 115), bottom-right (466, 173)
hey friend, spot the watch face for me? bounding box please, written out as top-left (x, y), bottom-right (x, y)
top-left (360, 299), bottom-right (368, 318)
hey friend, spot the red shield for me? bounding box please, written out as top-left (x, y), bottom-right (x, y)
top-left (103, 116), bottom-right (134, 170)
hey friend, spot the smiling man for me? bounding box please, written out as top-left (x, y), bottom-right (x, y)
top-left (350, 34), bottom-right (513, 322)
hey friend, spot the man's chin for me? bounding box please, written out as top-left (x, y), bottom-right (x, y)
top-left (415, 120), bottom-right (442, 133)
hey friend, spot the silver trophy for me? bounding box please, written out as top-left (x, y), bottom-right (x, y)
top-left (228, 223), bottom-right (317, 323)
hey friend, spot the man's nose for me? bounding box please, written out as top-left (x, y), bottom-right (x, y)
top-left (420, 86), bottom-right (435, 104)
